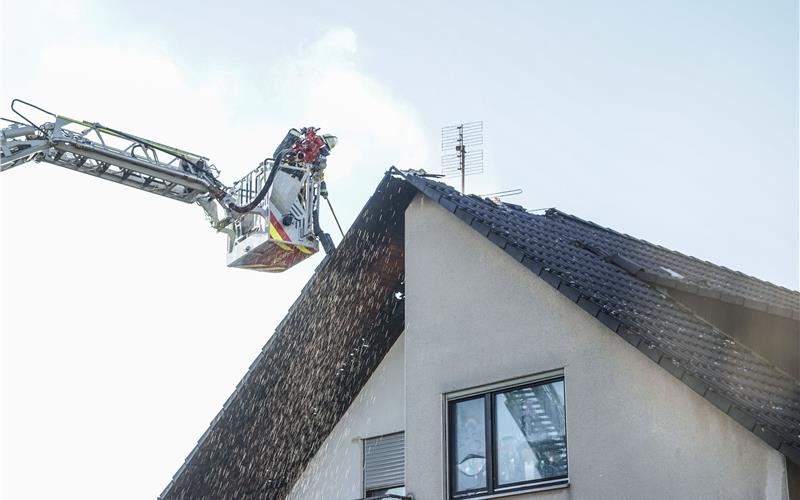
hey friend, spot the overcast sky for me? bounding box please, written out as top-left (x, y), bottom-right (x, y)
top-left (1, 1), bottom-right (797, 499)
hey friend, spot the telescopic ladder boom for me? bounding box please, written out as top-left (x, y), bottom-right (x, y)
top-left (0, 99), bottom-right (338, 272)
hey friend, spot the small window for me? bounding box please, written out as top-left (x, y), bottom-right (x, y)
top-left (364, 432), bottom-right (405, 498)
top-left (447, 376), bottom-right (567, 498)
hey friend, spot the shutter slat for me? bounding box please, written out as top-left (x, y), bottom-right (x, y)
top-left (364, 432), bottom-right (405, 490)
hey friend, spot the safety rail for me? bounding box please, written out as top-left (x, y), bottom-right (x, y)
top-left (231, 162), bottom-right (270, 207)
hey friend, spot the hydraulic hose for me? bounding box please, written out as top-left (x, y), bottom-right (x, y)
top-left (225, 149), bottom-right (290, 214)
top-left (313, 191), bottom-right (335, 254)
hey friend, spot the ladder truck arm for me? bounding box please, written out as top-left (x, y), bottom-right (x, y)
top-left (0, 99), bottom-right (338, 272)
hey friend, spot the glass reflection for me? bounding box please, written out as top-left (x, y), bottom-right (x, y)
top-left (494, 380), bottom-right (567, 485)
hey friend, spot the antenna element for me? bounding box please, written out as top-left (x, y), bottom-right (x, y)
top-left (441, 121), bottom-right (483, 194)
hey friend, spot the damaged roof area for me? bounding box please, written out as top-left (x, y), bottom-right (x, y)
top-left (160, 175), bottom-right (415, 499)
top-left (162, 170), bottom-right (800, 499)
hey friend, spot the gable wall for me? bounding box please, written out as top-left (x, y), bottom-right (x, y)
top-left (404, 194), bottom-right (789, 500)
top-left (285, 333), bottom-right (405, 500)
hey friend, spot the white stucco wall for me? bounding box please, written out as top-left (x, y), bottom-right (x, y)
top-left (286, 333), bottom-right (406, 500)
top-left (403, 194), bottom-right (788, 500)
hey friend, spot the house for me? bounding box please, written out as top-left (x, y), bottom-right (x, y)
top-left (160, 169), bottom-right (800, 500)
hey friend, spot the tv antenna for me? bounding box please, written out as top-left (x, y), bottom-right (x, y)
top-left (441, 121), bottom-right (483, 194)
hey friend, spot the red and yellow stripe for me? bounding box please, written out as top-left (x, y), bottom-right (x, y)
top-left (268, 213), bottom-right (313, 254)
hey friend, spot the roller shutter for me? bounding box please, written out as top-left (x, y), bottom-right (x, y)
top-left (364, 432), bottom-right (405, 491)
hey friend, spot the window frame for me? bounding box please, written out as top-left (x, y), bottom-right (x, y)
top-left (445, 371), bottom-right (568, 499)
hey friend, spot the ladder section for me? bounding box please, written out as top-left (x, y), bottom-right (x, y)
top-left (1, 102), bottom-right (216, 203)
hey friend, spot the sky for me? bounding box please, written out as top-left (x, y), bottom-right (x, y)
top-left (1, 1), bottom-right (797, 499)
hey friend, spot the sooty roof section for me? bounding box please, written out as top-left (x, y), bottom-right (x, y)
top-left (400, 170), bottom-right (800, 466)
top-left (160, 174), bottom-right (415, 499)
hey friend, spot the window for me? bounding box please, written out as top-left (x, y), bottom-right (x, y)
top-left (447, 375), bottom-right (567, 498)
top-left (364, 432), bottom-right (406, 498)
top-left (364, 486), bottom-right (406, 499)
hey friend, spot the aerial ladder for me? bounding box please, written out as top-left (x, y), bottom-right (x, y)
top-left (0, 99), bottom-right (340, 272)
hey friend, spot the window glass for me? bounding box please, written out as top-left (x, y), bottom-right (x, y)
top-left (494, 380), bottom-right (567, 486)
top-left (365, 486), bottom-right (406, 498)
top-left (452, 397), bottom-right (487, 493)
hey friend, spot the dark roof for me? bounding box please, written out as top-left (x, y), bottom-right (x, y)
top-left (162, 170), bottom-right (800, 499)
top-left (550, 210), bottom-right (799, 320)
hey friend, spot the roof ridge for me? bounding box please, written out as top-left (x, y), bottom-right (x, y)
top-left (545, 209), bottom-right (800, 297)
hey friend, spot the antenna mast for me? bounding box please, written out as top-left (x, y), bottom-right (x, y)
top-left (441, 121), bottom-right (483, 194)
